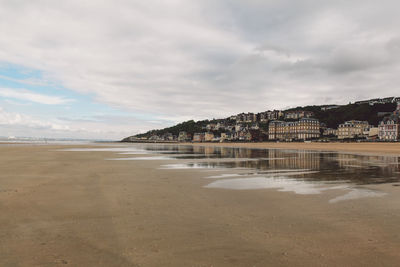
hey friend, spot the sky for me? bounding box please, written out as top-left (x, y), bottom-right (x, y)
top-left (0, 0), bottom-right (400, 140)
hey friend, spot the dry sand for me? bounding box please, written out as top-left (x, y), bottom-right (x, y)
top-left (1, 143), bottom-right (400, 266)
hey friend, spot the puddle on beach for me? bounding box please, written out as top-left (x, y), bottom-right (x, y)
top-left (62, 143), bottom-right (400, 202)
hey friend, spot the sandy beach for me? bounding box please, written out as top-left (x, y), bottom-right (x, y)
top-left (1, 143), bottom-right (400, 266)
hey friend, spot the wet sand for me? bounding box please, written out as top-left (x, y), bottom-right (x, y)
top-left (1, 144), bottom-right (400, 266)
top-left (185, 142), bottom-right (400, 156)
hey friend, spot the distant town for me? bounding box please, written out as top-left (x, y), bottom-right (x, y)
top-left (123, 97), bottom-right (400, 143)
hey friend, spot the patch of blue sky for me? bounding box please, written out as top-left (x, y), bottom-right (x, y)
top-left (0, 62), bottom-right (43, 80)
top-left (0, 63), bottom-right (175, 124)
top-left (0, 63), bottom-right (120, 117)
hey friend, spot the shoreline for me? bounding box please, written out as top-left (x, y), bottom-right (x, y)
top-left (178, 142), bottom-right (400, 156)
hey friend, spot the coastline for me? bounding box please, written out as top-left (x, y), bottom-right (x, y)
top-left (180, 142), bottom-right (400, 156)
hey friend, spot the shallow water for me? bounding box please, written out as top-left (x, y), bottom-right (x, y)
top-left (62, 143), bottom-right (400, 202)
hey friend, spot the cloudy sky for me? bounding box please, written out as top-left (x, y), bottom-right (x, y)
top-left (0, 0), bottom-right (399, 140)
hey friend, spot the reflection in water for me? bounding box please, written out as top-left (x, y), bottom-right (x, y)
top-left (62, 144), bottom-right (400, 202)
top-left (63, 144), bottom-right (400, 185)
top-left (205, 170), bottom-right (320, 179)
top-left (329, 189), bottom-right (387, 203)
top-left (157, 146), bottom-right (400, 185)
top-left (204, 177), bottom-right (338, 194)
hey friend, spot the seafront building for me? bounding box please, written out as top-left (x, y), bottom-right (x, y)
top-left (178, 131), bottom-right (191, 142)
top-left (378, 118), bottom-right (400, 141)
top-left (128, 98), bottom-right (400, 143)
top-left (368, 127), bottom-right (379, 140)
top-left (378, 103), bottom-right (400, 141)
top-left (204, 132), bottom-right (215, 142)
top-left (337, 120), bottom-right (370, 139)
top-left (323, 128), bottom-right (338, 136)
top-left (193, 133), bottom-right (205, 142)
top-left (220, 132), bottom-right (232, 141)
top-left (268, 118), bottom-right (320, 141)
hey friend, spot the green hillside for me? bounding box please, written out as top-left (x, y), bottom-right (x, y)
top-left (291, 103), bottom-right (396, 128)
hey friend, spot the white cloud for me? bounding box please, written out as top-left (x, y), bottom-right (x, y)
top-left (0, 0), bottom-right (400, 138)
top-left (0, 106), bottom-right (168, 140)
top-left (0, 106), bottom-right (68, 129)
top-left (0, 88), bottom-right (72, 105)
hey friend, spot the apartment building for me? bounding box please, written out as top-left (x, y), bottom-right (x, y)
top-left (337, 120), bottom-right (369, 139)
top-left (378, 103), bottom-right (400, 141)
top-left (268, 118), bottom-right (320, 141)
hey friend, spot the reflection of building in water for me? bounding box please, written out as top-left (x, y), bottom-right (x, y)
top-left (204, 146), bottom-right (216, 156)
top-left (211, 149), bottom-right (322, 170)
top-left (337, 154), bottom-right (400, 172)
top-left (220, 147), bottom-right (235, 158)
top-left (266, 150), bottom-right (321, 170)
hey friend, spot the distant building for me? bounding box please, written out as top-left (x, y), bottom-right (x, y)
top-left (378, 103), bottom-right (400, 141)
top-left (284, 110), bottom-right (314, 120)
top-left (204, 132), bottom-right (215, 142)
top-left (355, 97), bottom-right (399, 106)
top-left (220, 132), bottom-right (232, 142)
top-left (321, 105), bottom-right (341, 111)
top-left (268, 118), bottom-right (320, 141)
top-left (178, 131), bottom-right (190, 142)
top-left (368, 127), bottom-right (379, 140)
top-left (337, 120), bottom-right (369, 139)
top-left (259, 112), bottom-right (268, 123)
top-left (379, 118), bottom-right (400, 141)
top-left (323, 128), bottom-right (338, 136)
top-left (161, 133), bottom-right (174, 141)
top-left (149, 135), bottom-right (162, 141)
top-left (259, 110), bottom-right (283, 122)
top-left (236, 112), bottom-right (257, 123)
top-left (193, 133), bottom-right (205, 142)
top-left (206, 124), bottom-right (216, 131)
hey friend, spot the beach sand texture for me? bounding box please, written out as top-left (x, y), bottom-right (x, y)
top-left (1, 143), bottom-right (400, 266)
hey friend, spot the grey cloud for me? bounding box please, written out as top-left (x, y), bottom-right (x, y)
top-left (1, 0), bottom-right (400, 135)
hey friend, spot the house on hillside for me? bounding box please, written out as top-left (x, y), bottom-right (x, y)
top-left (284, 110), bottom-right (314, 120)
top-left (259, 110), bottom-right (283, 122)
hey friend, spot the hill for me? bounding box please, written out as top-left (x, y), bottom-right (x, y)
top-left (290, 103), bottom-right (396, 128)
top-left (122, 102), bottom-right (397, 141)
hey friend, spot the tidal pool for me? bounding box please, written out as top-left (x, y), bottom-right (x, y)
top-left (63, 143), bottom-right (400, 202)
